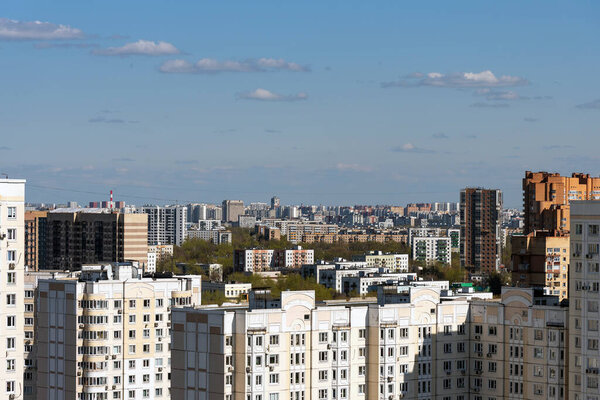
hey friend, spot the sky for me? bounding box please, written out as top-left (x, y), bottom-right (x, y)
top-left (1, 1), bottom-right (599, 208)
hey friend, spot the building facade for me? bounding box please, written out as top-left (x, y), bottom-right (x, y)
top-left (35, 263), bottom-right (202, 400)
top-left (523, 171), bottom-right (600, 235)
top-left (569, 201), bottom-right (600, 400)
top-left (0, 179), bottom-right (26, 399)
top-left (352, 251), bottom-right (409, 272)
top-left (222, 200), bottom-right (244, 223)
top-left (511, 231), bottom-right (569, 300)
top-left (140, 205), bottom-right (187, 246)
top-left (24, 210), bottom-right (48, 270)
top-left (171, 286), bottom-right (567, 400)
top-left (460, 188), bottom-right (503, 275)
top-left (46, 209), bottom-right (149, 270)
top-left (412, 236), bottom-right (451, 265)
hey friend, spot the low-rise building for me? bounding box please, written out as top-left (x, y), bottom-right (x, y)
top-left (352, 251), bottom-right (409, 272)
top-left (202, 281), bottom-right (252, 299)
top-left (186, 228), bottom-right (232, 244)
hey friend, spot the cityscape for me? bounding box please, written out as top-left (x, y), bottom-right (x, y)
top-left (2, 2), bottom-right (600, 400)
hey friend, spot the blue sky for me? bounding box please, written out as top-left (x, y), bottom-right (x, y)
top-left (1, 1), bottom-right (599, 207)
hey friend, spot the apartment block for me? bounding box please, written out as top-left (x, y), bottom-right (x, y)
top-left (352, 251), bottom-right (409, 272)
top-left (460, 188), bottom-right (503, 275)
top-left (234, 249), bottom-right (275, 272)
top-left (569, 201), bottom-right (600, 400)
top-left (412, 236), bottom-right (451, 265)
top-left (511, 231), bottom-right (569, 300)
top-left (171, 285), bottom-right (566, 400)
top-left (0, 179), bottom-right (26, 399)
top-left (23, 270), bottom-right (74, 400)
top-left (222, 200), bottom-right (244, 223)
top-left (140, 205), bottom-right (187, 246)
top-left (24, 210), bottom-right (48, 270)
top-left (46, 209), bottom-right (148, 270)
top-left (202, 281), bottom-right (252, 299)
top-left (186, 229), bottom-right (232, 244)
top-left (35, 263), bottom-right (202, 400)
top-left (523, 171), bottom-right (600, 234)
top-left (272, 246), bottom-right (315, 269)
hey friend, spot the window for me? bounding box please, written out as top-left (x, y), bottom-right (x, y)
top-left (6, 359), bottom-right (15, 371)
top-left (6, 338), bottom-right (15, 350)
top-left (7, 229), bottom-right (16, 240)
top-left (358, 366), bottom-right (366, 375)
top-left (129, 300), bottom-right (136, 308)
top-left (129, 315), bottom-right (136, 323)
top-left (7, 271), bottom-right (15, 283)
top-left (359, 329), bottom-right (366, 338)
top-left (318, 370), bottom-right (327, 380)
top-left (488, 326), bottom-right (497, 336)
top-left (269, 374), bottom-right (279, 384)
top-left (270, 335), bottom-right (279, 345)
top-left (318, 351), bottom-right (328, 362)
top-left (6, 316), bottom-right (15, 327)
top-left (6, 294), bottom-right (16, 305)
top-left (319, 332), bottom-right (328, 343)
top-left (7, 251), bottom-right (15, 262)
top-left (7, 207), bottom-right (16, 219)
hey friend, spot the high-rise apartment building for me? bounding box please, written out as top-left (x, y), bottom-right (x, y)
top-left (412, 236), bottom-right (451, 265)
top-left (140, 205), bottom-right (187, 246)
top-left (46, 209), bottom-right (148, 270)
top-left (511, 231), bottom-right (569, 300)
top-left (460, 188), bottom-right (503, 275)
top-left (24, 210), bottom-right (48, 270)
top-left (569, 201), bottom-right (600, 400)
top-left (0, 179), bottom-right (26, 400)
top-left (35, 263), bottom-right (202, 400)
top-left (172, 285), bottom-right (567, 400)
top-left (523, 171), bottom-right (600, 234)
top-left (222, 200), bottom-right (245, 223)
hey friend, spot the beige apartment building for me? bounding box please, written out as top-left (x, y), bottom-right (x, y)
top-left (24, 210), bottom-right (48, 270)
top-left (46, 209), bottom-right (148, 270)
top-left (171, 285), bottom-right (567, 400)
top-left (35, 262), bottom-right (202, 400)
top-left (0, 179), bottom-right (26, 399)
top-left (569, 201), bottom-right (600, 400)
top-left (352, 251), bottom-right (409, 272)
top-left (511, 231), bottom-right (570, 300)
top-left (523, 171), bottom-right (600, 234)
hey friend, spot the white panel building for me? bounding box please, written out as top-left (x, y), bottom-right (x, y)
top-left (140, 205), bottom-right (187, 246)
top-left (0, 179), bottom-right (26, 399)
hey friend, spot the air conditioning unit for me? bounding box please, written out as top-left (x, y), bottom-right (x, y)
top-left (158, 367), bottom-right (163, 372)
top-left (9, 395), bottom-right (15, 400)
top-left (105, 355), bottom-right (109, 360)
top-left (117, 309), bottom-right (122, 314)
top-left (167, 306), bottom-right (172, 311)
top-left (474, 335), bottom-right (480, 340)
top-left (477, 352), bottom-right (482, 357)
top-left (246, 367), bottom-right (251, 373)
top-left (0, 233), bottom-right (5, 240)
top-left (228, 367), bottom-right (234, 372)
top-left (8, 263), bottom-right (15, 270)
top-left (460, 369), bottom-right (465, 375)
top-left (77, 371), bottom-right (82, 376)
top-left (112, 385), bottom-right (116, 390)
top-left (154, 323), bottom-right (159, 327)
top-left (79, 324), bottom-right (85, 329)
top-left (105, 386), bottom-right (109, 390)
top-left (446, 371), bottom-right (451, 375)
top-left (473, 387), bottom-right (480, 392)
top-left (487, 353), bottom-right (492, 358)
top-left (112, 355), bottom-right (117, 359)
top-left (327, 344), bottom-right (331, 349)
top-left (269, 366), bottom-right (274, 371)
top-left (158, 337), bottom-right (162, 341)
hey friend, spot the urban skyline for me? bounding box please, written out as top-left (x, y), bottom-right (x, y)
top-left (2, 1), bottom-right (600, 207)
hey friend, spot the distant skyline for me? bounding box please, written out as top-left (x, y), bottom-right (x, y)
top-left (2, 1), bottom-right (599, 208)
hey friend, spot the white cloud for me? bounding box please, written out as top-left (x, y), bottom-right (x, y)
top-left (469, 102), bottom-right (510, 108)
top-left (392, 143), bottom-right (435, 153)
top-left (382, 70), bottom-right (528, 88)
top-left (159, 57), bottom-right (309, 74)
top-left (475, 88), bottom-right (523, 101)
top-left (336, 163), bottom-right (373, 172)
top-left (237, 88), bottom-right (308, 102)
top-left (93, 40), bottom-right (180, 56)
top-left (0, 18), bottom-right (84, 40)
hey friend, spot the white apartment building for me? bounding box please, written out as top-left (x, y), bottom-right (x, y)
top-left (352, 251), bottom-right (409, 272)
top-left (202, 282), bottom-right (252, 299)
top-left (0, 179), bottom-right (26, 399)
top-left (412, 236), bottom-right (452, 265)
top-left (140, 205), bottom-right (187, 246)
top-left (341, 273), bottom-right (417, 295)
top-left (186, 229), bottom-right (232, 244)
top-left (146, 252), bottom-right (157, 273)
top-left (570, 201), bottom-right (600, 400)
top-left (35, 263), bottom-right (202, 400)
top-left (171, 286), bottom-right (566, 400)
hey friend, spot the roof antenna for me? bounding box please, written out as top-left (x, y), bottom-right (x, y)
top-left (1, 173), bottom-right (8, 179)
